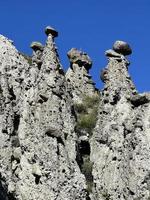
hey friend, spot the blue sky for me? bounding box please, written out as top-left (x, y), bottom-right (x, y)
top-left (1, 0), bottom-right (150, 92)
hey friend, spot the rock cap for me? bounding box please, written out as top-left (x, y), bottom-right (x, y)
top-left (113, 40), bottom-right (132, 55)
top-left (45, 26), bottom-right (58, 37)
top-left (30, 41), bottom-right (44, 51)
top-left (105, 49), bottom-right (121, 57)
top-left (67, 48), bottom-right (92, 70)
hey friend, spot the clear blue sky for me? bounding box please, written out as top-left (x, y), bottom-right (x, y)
top-left (1, 0), bottom-right (150, 92)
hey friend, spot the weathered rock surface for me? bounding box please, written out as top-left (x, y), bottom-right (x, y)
top-left (45, 26), bottom-right (58, 37)
top-left (1, 29), bottom-right (150, 200)
top-left (30, 41), bottom-right (44, 68)
top-left (66, 48), bottom-right (97, 103)
top-left (0, 29), bottom-right (88, 200)
top-left (113, 40), bottom-right (132, 56)
top-left (91, 42), bottom-right (150, 200)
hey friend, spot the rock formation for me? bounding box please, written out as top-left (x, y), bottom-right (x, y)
top-left (0, 27), bottom-right (88, 200)
top-left (91, 41), bottom-right (150, 200)
top-left (0, 28), bottom-right (150, 200)
top-left (30, 41), bottom-right (44, 67)
top-left (66, 48), bottom-right (97, 103)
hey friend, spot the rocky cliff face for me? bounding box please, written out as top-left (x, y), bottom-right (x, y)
top-left (0, 28), bottom-right (150, 200)
top-left (91, 41), bottom-right (150, 200)
top-left (0, 28), bottom-right (88, 200)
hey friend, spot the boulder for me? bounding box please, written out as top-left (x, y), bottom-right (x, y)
top-left (113, 40), bottom-right (132, 55)
top-left (45, 26), bottom-right (58, 37)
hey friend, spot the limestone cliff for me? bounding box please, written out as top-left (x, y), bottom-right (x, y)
top-left (0, 28), bottom-right (150, 200)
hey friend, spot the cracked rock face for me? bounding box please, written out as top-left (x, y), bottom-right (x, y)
top-left (90, 42), bottom-right (150, 200)
top-left (66, 48), bottom-right (97, 103)
top-left (0, 31), bottom-right (88, 200)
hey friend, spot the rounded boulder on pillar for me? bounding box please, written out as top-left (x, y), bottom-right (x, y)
top-left (113, 40), bottom-right (132, 56)
top-left (67, 48), bottom-right (92, 70)
top-left (45, 26), bottom-right (58, 37)
top-left (30, 41), bottom-right (44, 51)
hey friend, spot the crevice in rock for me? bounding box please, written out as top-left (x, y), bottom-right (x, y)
top-left (12, 114), bottom-right (20, 136)
top-left (79, 140), bottom-right (90, 155)
top-left (11, 113), bottom-right (20, 147)
top-left (39, 94), bottom-right (48, 102)
top-left (45, 129), bottom-right (64, 145)
top-left (0, 180), bottom-right (8, 200)
top-left (8, 87), bottom-right (16, 101)
top-left (34, 175), bottom-right (40, 185)
top-left (0, 175), bottom-right (17, 200)
top-left (7, 193), bottom-right (17, 200)
top-left (76, 140), bottom-right (93, 199)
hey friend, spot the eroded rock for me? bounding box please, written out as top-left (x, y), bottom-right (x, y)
top-left (90, 41), bottom-right (150, 200)
top-left (66, 48), bottom-right (97, 103)
top-left (0, 30), bottom-right (88, 200)
top-left (45, 26), bottom-right (58, 37)
top-left (113, 40), bottom-right (132, 55)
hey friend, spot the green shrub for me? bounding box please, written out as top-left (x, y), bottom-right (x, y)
top-left (75, 94), bottom-right (99, 136)
top-left (74, 103), bottom-right (87, 114)
top-left (83, 95), bottom-right (99, 108)
top-left (78, 111), bottom-right (97, 132)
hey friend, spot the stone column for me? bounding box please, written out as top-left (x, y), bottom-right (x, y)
top-left (66, 48), bottom-right (97, 103)
top-left (43, 26), bottom-right (62, 71)
top-left (30, 42), bottom-right (44, 85)
top-left (100, 40), bottom-right (137, 104)
top-left (30, 41), bottom-right (44, 68)
top-left (90, 41), bottom-right (150, 200)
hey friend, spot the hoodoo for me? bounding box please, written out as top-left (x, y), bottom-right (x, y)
top-left (0, 30), bottom-right (150, 200)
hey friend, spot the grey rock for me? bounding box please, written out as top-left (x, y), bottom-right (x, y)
top-left (0, 34), bottom-right (88, 200)
top-left (32, 163), bottom-right (42, 177)
top-left (12, 147), bottom-right (22, 161)
top-left (100, 68), bottom-right (108, 83)
top-left (113, 40), bottom-right (132, 55)
top-left (67, 48), bottom-right (92, 70)
top-left (30, 41), bottom-right (44, 51)
top-left (66, 48), bottom-right (97, 103)
top-left (45, 26), bottom-right (58, 37)
top-left (90, 45), bottom-right (150, 200)
top-left (105, 49), bottom-right (121, 57)
top-left (30, 42), bottom-right (44, 68)
top-left (1, 30), bottom-right (150, 200)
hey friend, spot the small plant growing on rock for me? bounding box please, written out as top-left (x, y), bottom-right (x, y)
top-left (75, 94), bottom-right (100, 137)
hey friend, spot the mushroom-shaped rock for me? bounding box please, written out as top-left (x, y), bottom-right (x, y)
top-left (67, 48), bottom-right (92, 70)
top-left (45, 26), bottom-right (58, 37)
top-left (113, 40), bottom-right (132, 55)
top-left (105, 49), bottom-right (121, 57)
top-left (30, 41), bottom-right (44, 51)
